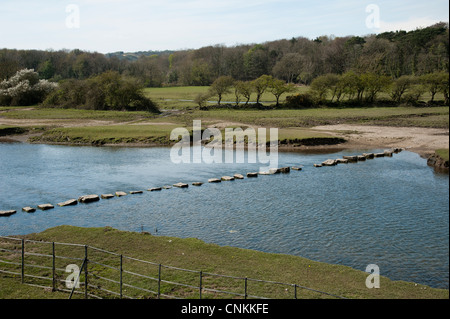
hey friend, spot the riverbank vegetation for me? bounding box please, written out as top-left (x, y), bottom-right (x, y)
top-left (0, 226), bottom-right (447, 299)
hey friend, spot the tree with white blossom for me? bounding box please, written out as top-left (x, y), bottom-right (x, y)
top-left (0, 69), bottom-right (58, 106)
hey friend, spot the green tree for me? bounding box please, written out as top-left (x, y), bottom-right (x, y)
top-left (360, 72), bottom-right (392, 103)
top-left (310, 74), bottom-right (336, 102)
top-left (251, 75), bottom-right (273, 105)
top-left (421, 72), bottom-right (443, 102)
top-left (389, 75), bottom-right (414, 103)
top-left (208, 75), bottom-right (234, 105)
top-left (234, 81), bottom-right (253, 106)
top-left (269, 79), bottom-right (296, 106)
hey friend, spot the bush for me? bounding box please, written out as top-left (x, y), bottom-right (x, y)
top-left (43, 71), bottom-right (159, 113)
top-left (283, 93), bottom-right (316, 108)
top-left (0, 69), bottom-right (58, 106)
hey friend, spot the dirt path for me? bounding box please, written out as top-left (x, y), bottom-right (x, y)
top-left (312, 124), bottom-right (449, 157)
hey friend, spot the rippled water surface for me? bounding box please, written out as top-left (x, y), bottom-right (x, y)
top-left (0, 143), bottom-right (448, 289)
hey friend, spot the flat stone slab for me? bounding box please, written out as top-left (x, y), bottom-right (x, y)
top-left (101, 194), bottom-right (115, 199)
top-left (221, 176), bottom-right (235, 181)
top-left (374, 153), bottom-right (385, 157)
top-left (148, 187), bottom-right (162, 192)
top-left (78, 195), bottom-right (100, 203)
top-left (115, 191), bottom-right (127, 197)
top-left (38, 204), bottom-right (54, 211)
top-left (58, 199), bottom-right (78, 207)
top-left (314, 164), bottom-right (323, 167)
top-left (322, 159), bottom-right (337, 166)
top-left (291, 167), bottom-right (302, 171)
top-left (22, 207), bottom-right (36, 213)
top-left (163, 186), bottom-right (172, 189)
top-left (233, 174), bottom-right (244, 179)
top-left (279, 167), bottom-right (291, 173)
top-left (363, 153), bottom-right (375, 159)
top-left (0, 210), bottom-right (17, 217)
top-left (130, 191), bottom-right (144, 194)
top-left (335, 159), bottom-right (349, 164)
top-left (192, 182), bottom-right (204, 186)
top-left (247, 172), bottom-right (258, 178)
top-left (208, 178), bottom-right (222, 183)
top-left (343, 155), bottom-right (358, 162)
top-left (268, 168), bottom-right (281, 174)
top-left (173, 183), bottom-right (189, 188)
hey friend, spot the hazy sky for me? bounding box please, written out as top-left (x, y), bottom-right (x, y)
top-left (1, 0), bottom-right (448, 53)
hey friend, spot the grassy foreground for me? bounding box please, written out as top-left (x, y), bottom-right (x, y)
top-left (0, 226), bottom-right (447, 299)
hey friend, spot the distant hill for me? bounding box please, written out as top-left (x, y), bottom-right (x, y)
top-left (105, 50), bottom-right (175, 61)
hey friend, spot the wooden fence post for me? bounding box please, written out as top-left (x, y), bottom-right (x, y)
top-left (84, 245), bottom-right (88, 299)
top-left (21, 239), bottom-right (24, 284)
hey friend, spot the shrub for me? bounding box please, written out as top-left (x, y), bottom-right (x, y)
top-left (283, 93), bottom-right (315, 109)
top-left (0, 69), bottom-right (58, 106)
top-left (43, 71), bottom-right (159, 113)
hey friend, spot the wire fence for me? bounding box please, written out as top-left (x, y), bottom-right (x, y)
top-left (0, 235), bottom-right (346, 300)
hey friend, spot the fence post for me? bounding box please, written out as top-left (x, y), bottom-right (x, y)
top-left (294, 284), bottom-right (297, 299)
top-left (21, 239), bottom-right (24, 284)
top-left (157, 264), bottom-right (161, 299)
top-left (84, 245), bottom-right (88, 299)
top-left (199, 271), bottom-right (203, 299)
top-left (244, 278), bottom-right (248, 299)
top-left (52, 242), bottom-right (56, 291)
top-left (120, 255), bottom-right (123, 299)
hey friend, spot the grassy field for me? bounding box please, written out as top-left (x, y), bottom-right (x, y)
top-left (0, 226), bottom-right (447, 300)
top-left (436, 149), bottom-right (450, 162)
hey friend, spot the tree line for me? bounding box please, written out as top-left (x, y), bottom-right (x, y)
top-left (197, 71), bottom-right (449, 109)
top-left (1, 23), bottom-right (448, 87)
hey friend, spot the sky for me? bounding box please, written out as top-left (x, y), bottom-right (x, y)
top-left (0, 0), bottom-right (448, 53)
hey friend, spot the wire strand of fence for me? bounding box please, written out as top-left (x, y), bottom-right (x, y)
top-left (0, 235), bottom-right (347, 300)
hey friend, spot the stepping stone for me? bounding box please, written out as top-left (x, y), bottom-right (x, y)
top-left (357, 156), bottom-right (367, 161)
top-left (163, 186), bottom-right (172, 189)
top-left (343, 156), bottom-right (358, 162)
top-left (173, 183), bottom-right (189, 188)
top-left (78, 195), bottom-right (100, 203)
top-left (0, 210), bottom-right (16, 217)
top-left (363, 153), bottom-right (375, 159)
top-left (221, 176), bottom-right (235, 181)
top-left (148, 187), bottom-right (162, 192)
top-left (58, 199), bottom-right (78, 207)
top-left (279, 167), bottom-right (291, 173)
top-left (233, 174), bottom-right (244, 179)
top-left (22, 207), bottom-right (36, 213)
top-left (38, 204), bottom-right (54, 211)
top-left (291, 167), bottom-right (302, 171)
top-left (336, 159), bottom-right (349, 164)
top-left (101, 194), bottom-right (115, 199)
top-left (115, 191), bottom-right (127, 197)
top-left (192, 182), bottom-right (204, 186)
top-left (247, 172), bottom-right (258, 178)
top-left (130, 191), bottom-right (143, 194)
top-left (374, 153), bottom-right (385, 158)
top-left (322, 159), bottom-right (337, 166)
top-left (269, 168), bottom-right (281, 174)
top-left (208, 178), bottom-right (221, 183)
top-left (314, 164), bottom-right (322, 167)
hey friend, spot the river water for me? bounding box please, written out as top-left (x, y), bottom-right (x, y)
top-left (0, 143), bottom-right (448, 289)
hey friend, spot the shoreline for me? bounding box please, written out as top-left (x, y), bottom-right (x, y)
top-left (1, 123), bottom-right (449, 170)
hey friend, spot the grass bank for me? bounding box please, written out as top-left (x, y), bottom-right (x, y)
top-left (0, 226), bottom-right (447, 299)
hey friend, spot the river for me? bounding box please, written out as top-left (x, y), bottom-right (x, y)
top-left (0, 143), bottom-right (448, 289)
